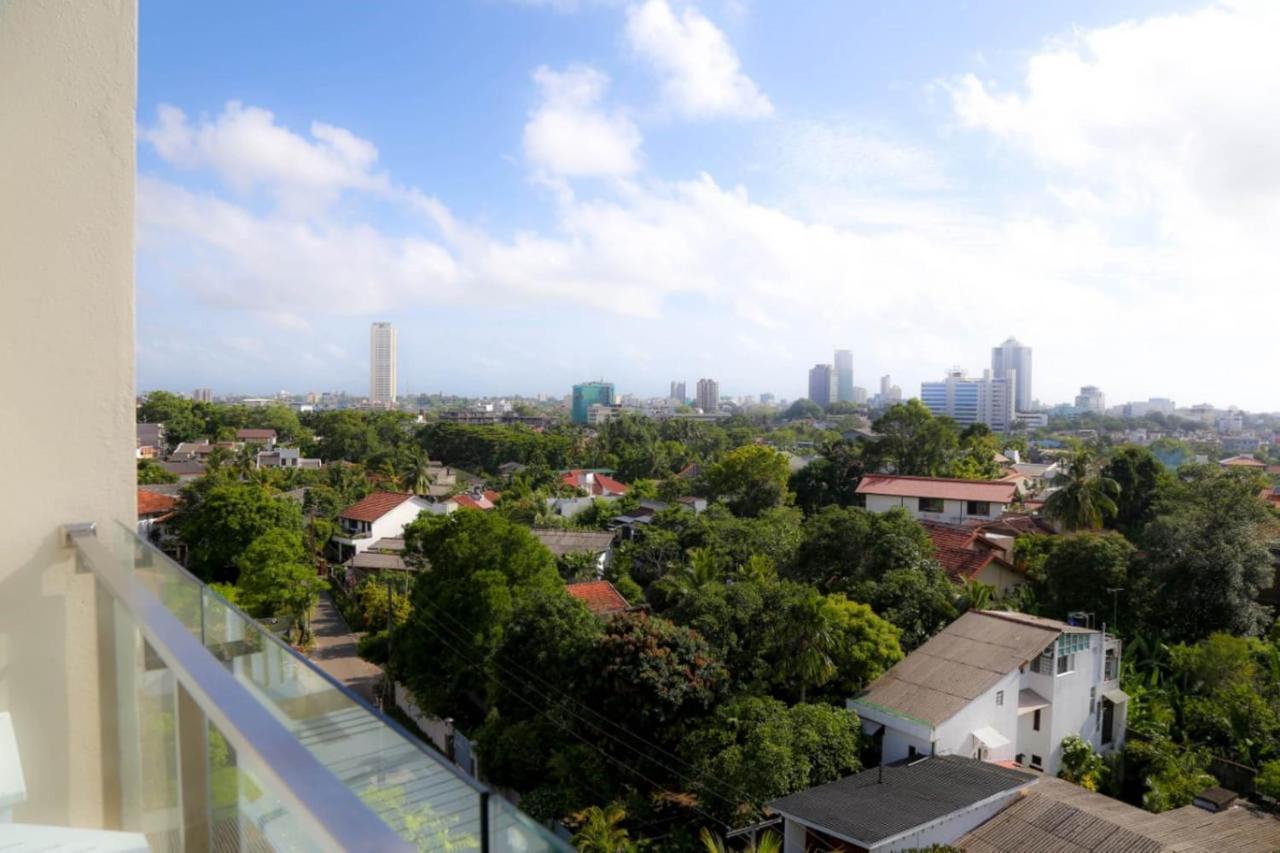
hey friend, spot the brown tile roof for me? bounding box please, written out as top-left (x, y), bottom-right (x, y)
top-left (339, 491), bottom-right (415, 522)
top-left (856, 474), bottom-right (1018, 503)
top-left (852, 610), bottom-right (1069, 728)
top-left (1220, 454), bottom-right (1265, 467)
top-left (566, 580), bottom-right (629, 616)
top-left (137, 488), bottom-right (178, 517)
top-left (561, 470), bottom-right (629, 496)
top-left (344, 552), bottom-right (409, 571)
top-left (236, 428), bottom-right (277, 440)
top-left (530, 529), bottom-right (616, 557)
top-left (920, 521), bottom-right (1015, 582)
top-left (961, 777), bottom-right (1280, 852)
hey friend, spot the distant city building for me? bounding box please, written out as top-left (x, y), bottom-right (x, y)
top-left (852, 386), bottom-right (868, 405)
top-left (191, 387), bottom-right (212, 403)
top-left (991, 336), bottom-right (1033, 412)
top-left (760, 392), bottom-right (776, 405)
top-left (369, 321), bottom-right (397, 409)
top-left (571, 381), bottom-right (615, 424)
top-left (1121, 398), bottom-right (1175, 418)
top-left (921, 369), bottom-right (1016, 432)
top-left (669, 380), bottom-right (686, 402)
top-left (808, 363), bottom-right (836, 407)
top-left (1075, 385), bottom-right (1106, 414)
top-left (834, 349), bottom-right (854, 403)
top-left (695, 378), bottom-right (720, 413)
top-left (873, 374), bottom-right (903, 408)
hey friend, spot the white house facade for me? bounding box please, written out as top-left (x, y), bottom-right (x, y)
top-left (856, 475), bottom-right (1017, 525)
top-left (333, 492), bottom-right (453, 561)
top-left (850, 610), bottom-right (1125, 777)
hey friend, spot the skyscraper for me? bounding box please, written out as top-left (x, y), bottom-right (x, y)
top-left (369, 322), bottom-right (397, 408)
top-left (808, 364), bottom-right (836, 407)
top-left (921, 369), bottom-right (1015, 432)
top-left (991, 337), bottom-right (1033, 412)
top-left (192, 387), bottom-right (212, 403)
top-left (834, 349), bottom-right (854, 403)
top-left (572, 381), bottom-right (615, 424)
top-left (670, 381), bottom-right (686, 402)
top-left (695, 378), bottom-right (719, 413)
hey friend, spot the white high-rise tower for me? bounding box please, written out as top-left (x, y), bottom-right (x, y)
top-left (991, 336), bottom-right (1033, 412)
top-left (370, 322), bottom-right (397, 408)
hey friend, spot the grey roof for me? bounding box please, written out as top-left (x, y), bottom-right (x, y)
top-left (769, 755), bottom-right (1033, 847)
top-left (369, 537), bottom-right (405, 553)
top-left (344, 552), bottom-right (409, 571)
top-left (960, 777), bottom-right (1280, 852)
top-left (136, 423), bottom-right (165, 445)
top-left (159, 460), bottom-right (206, 476)
top-left (138, 483), bottom-right (182, 497)
top-left (853, 611), bottom-right (1073, 728)
top-left (530, 528), bottom-right (616, 557)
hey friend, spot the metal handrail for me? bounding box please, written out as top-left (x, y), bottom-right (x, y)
top-left (67, 524), bottom-right (414, 852)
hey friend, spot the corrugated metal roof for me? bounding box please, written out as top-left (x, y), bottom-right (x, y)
top-left (530, 529), bottom-right (616, 557)
top-left (852, 611), bottom-right (1064, 728)
top-left (768, 755), bottom-right (1034, 847)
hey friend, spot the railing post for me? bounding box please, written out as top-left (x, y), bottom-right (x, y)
top-left (479, 789), bottom-right (490, 853)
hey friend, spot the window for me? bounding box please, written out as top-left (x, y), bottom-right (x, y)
top-left (1031, 754), bottom-right (1043, 769)
top-left (966, 500), bottom-right (991, 516)
top-left (1057, 654), bottom-right (1074, 675)
top-left (1089, 686), bottom-right (1096, 716)
top-left (918, 497), bottom-right (945, 513)
top-left (907, 745), bottom-right (918, 759)
top-left (996, 690), bottom-right (1004, 707)
top-left (1033, 709), bottom-right (1041, 731)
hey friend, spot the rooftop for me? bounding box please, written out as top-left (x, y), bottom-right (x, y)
top-left (853, 610), bottom-right (1082, 728)
top-left (344, 552), bottom-right (409, 572)
top-left (768, 755), bottom-right (1034, 848)
top-left (920, 521), bottom-right (1017, 582)
top-left (339, 491), bottom-right (417, 523)
top-left (855, 474), bottom-right (1018, 503)
top-left (136, 488), bottom-right (177, 517)
top-left (530, 528), bottom-right (616, 557)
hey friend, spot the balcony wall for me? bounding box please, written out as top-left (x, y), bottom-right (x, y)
top-left (0, 1), bottom-right (138, 830)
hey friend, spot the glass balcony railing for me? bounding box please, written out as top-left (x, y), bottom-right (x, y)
top-left (0, 522), bottom-right (566, 852)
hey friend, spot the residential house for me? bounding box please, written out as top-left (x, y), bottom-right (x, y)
top-left (768, 755), bottom-right (1036, 853)
top-left (920, 521), bottom-right (1025, 594)
top-left (235, 428), bottom-right (277, 448)
top-left (530, 529), bottom-right (616, 575)
top-left (452, 489), bottom-right (500, 511)
top-left (332, 491), bottom-right (451, 561)
top-left (1002, 461), bottom-right (1060, 496)
top-left (1220, 454), bottom-right (1265, 469)
top-left (158, 460), bottom-right (206, 482)
top-left (256, 447), bottom-right (321, 470)
top-left (136, 487), bottom-right (177, 539)
top-left (560, 469), bottom-right (629, 497)
top-left (136, 422), bottom-right (165, 458)
top-left (565, 580), bottom-right (630, 617)
top-left (849, 610), bottom-right (1125, 776)
top-left (341, 551), bottom-right (411, 587)
top-left (856, 475), bottom-right (1017, 525)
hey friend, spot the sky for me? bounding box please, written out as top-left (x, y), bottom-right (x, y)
top-left (137, 0), bottom-right (1280, 410)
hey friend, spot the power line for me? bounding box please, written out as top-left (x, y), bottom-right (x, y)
top-left (420, 604), bottom-right (762, 811)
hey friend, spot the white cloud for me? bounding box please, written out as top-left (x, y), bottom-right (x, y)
top-left (522, 65), bottom-right (642, 177)
top-left (948, 0), bottom-right (1280, 237)
top-left (766, 120), bottom-right (949, 192)
top-left (140, 101), bottom-right (388, 214)
top-left (625, 0), bottom-right (771, 119)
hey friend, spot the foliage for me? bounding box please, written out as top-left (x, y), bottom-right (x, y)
top-left (790, 437), bottom-right (864, 515)
top-left (862, 400), bottom-right (958, 477)
top-left (177, 482), bottom-right (304, 583)
top-left (681, 696), bottom-right (861, 822)
top-left (234, 528), bottom-right (327, 639)
top-left (1058, 734), bottom-right (1107, 791)
top-left (1120, 737), bottom-right (1215, 813)
top-left (355, 576), bottom-right (412, 632)
top-left (571, 803), bottom-right (636, 853)
top-left (783, 399), bottom-right (824, 420)
top-left (1042, 451), bottom-right (1119, 531)
top-left (418, 421), bottom-right (577, 474)
top-left (699, 827), bottom-right (781, 853)
top-left (137, 458), bottom-right (179, 484)
top-left (138, 391), bottom-right (202, 447)
top-left (699, 444), bottom-right (793, 517)
top-left (1257, 759), bottom-right (1280, 800)
top-left (1103, 446), bottom-right (1169, 537)
top-left (1029, 532), bottom-right (1135, 624)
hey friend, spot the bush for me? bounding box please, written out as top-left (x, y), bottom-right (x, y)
top-left (1258, 760), bottom-right (1280, 801)
top-left (1059, 734), bottom-right (1106, 791)
top-left (357, 630), bottom-right (390, 664)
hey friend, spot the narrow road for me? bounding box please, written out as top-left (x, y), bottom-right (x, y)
top-left (308, 591), bottom-right (384, 704)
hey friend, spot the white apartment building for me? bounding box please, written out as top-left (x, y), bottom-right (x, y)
top-left (921, 369), bottom-right (1016, 432)
top-left (332, 491), bottom-right (452, 561)
top-left (695, 378), bottom-right (720, 413)
top-left (856, 475), bottom-right (1017, 525)
top-left (369, 321), bottom-right (397, 408)
top-left (850, 610), bottom-right (1126, 776)
top-left (1075, 385), bottom-right (1106, 414)
top-left (991, 337), bottom-right (1033, 413)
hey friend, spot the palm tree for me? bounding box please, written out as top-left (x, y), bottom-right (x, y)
top-left (668, 547), bottom-right (724, 597)
top-left (572, 803), bottom-right (635, 853)
top-left (699, 827), bottom-right (782, 853)
top-left (779, 589), bottom-right (838, 702)
top-left (1042, 451), bottom-right (1119, 531)
top-left (738, 554), bottom-right (777, 584)
top-left (960, 579), bottom-right (996, 612)
top-left (401, 446), bottom-right (432, 495)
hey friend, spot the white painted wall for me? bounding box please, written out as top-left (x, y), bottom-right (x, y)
top-left (0, 0), bottom-right (137, 828)
top-left (863, 493), bottom-right (1006, 524)
top-left (933, 671), bottom-right (1022, 764)
top-left (352, 498), bottom-right (451, 554)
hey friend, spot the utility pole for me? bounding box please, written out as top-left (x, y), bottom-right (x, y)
top-left (1106, 587), bottom-right (1124, 634)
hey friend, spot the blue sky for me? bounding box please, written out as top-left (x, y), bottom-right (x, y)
top-left (137, 0), bottom-right (1280, 409)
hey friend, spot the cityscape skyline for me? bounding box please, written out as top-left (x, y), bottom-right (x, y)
top-left (133, 2), bottom-right (1280, 411)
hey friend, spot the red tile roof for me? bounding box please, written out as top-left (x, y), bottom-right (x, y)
top-left (339, 491), bottom-right (416, 522)
top-left (920, 521), bottom-right (1016, 582)
top-left (452, 491), bottom-right (500, 511)
top-left (566, 580), bottom-right (630, 616)
top-left (137, 488), bottom-right (178, 517)
top-left (561, 470), bottom-right (629, 496)
top-left (1260, 488), bottom-right (1280, 508)
top-left (856, 474), bottom-right (1018, 503)
top-left (236, 428), bottom-right (277, 440)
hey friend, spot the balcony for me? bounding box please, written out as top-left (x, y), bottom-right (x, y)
top-left (0, 522), bottom-right (566, 852)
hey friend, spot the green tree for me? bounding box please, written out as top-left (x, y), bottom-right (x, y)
top-left (783, 399), bottom-right (824, 420)
top-left (700, 444), bottom-right (792, 517)
top-left (1042, 451), bottom-right (1119, 531)
top-left (137, 458), bottom-right (179, 484)
top-left (870, 566), bottom-right (959, 651)
top-left (774, 588), bottom-right (838, 702)
top-left (862, 401), bottom-right (959, 476)
top-left (790, 437), bottom-right (864, 514)
top-left (681, 696), bottom-right (861, 823)
top-left (235, 528), bottom-right (327, 641)
top-left (1103, 446), bottom-right (1169, 537)
top-left (138, 390), bottom-right (202, 447)
top-left (572, 803), bottom-right (636, 853)
top-left (401, 446), bottom-right (433, 495)
top-left (394, 511), bottom-right (563, 724)
top-left (1257, 759), bottom-right (1280, 800)
top-left (178, 483), bottom-right (304, 582)
top-left (1033, 533), bottom-right (1135, 623)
